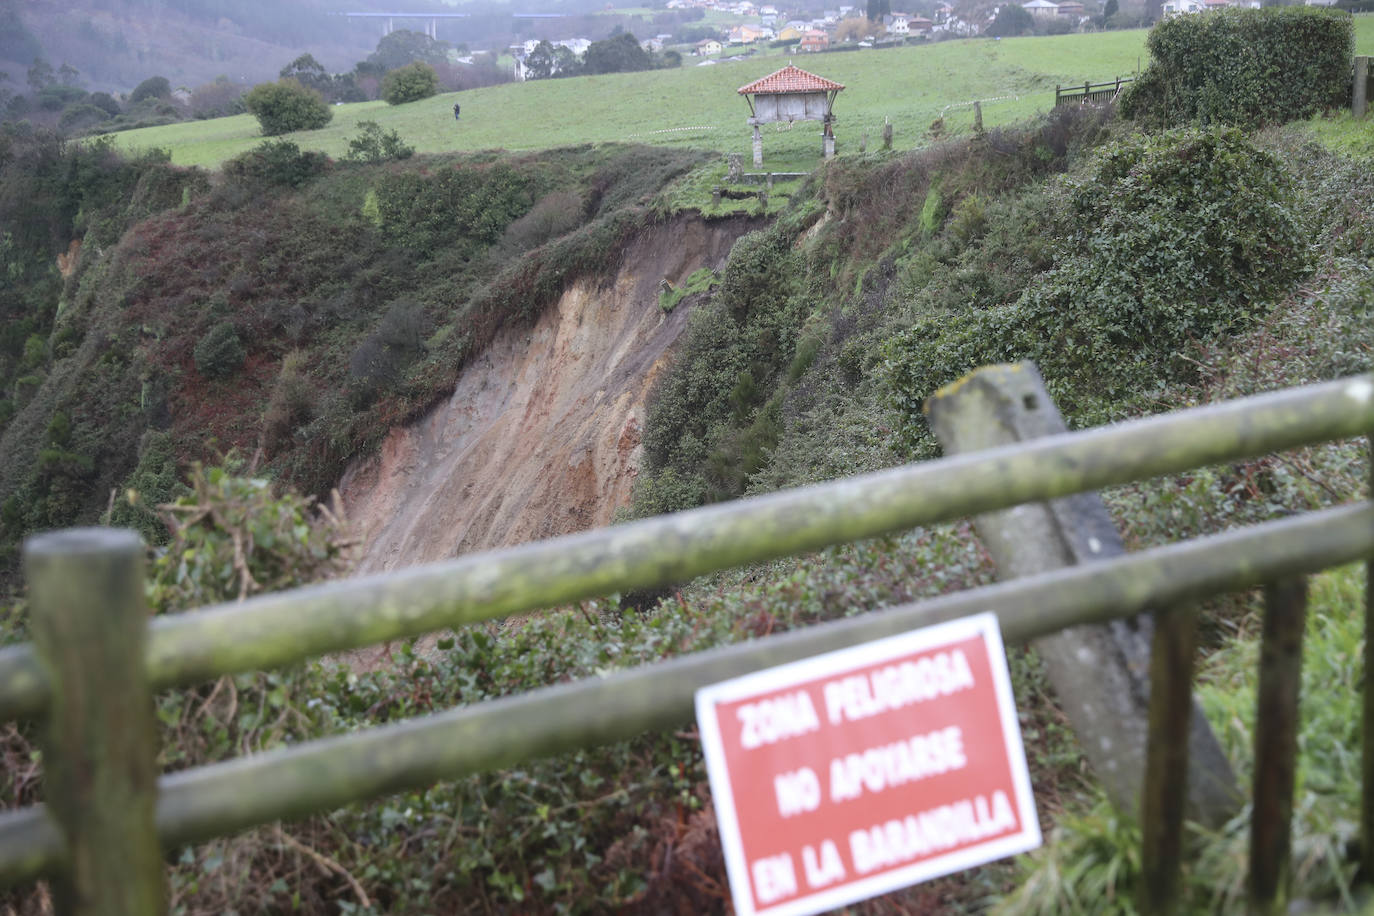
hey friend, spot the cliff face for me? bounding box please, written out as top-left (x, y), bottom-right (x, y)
top-left (339, 215), bottom-right (758, 574)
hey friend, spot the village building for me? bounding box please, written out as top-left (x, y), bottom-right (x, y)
top-left (1055, 0), bottom-right (1086, 15)
top-left (696, 38), bottom-right (725, 55)
top-left (778, 25), bottom-right (805, 40)
top-left (738, 63), bottom-right (845, 164)
top-left (1022, 0), bottom-right (1061, 16)
top-left (908, 14), bottom-right (934, 31)
top-left (801, 29), bottom-right (830, 50)
top-left (885, 13), bottom-right (911, 33)
top-left (729, 23), bottom-right (769, 42)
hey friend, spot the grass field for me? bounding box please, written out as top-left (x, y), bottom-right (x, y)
top-left (105, 18), bottom-right (1374, 172)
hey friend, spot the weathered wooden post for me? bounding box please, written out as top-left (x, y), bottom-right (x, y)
top-left (1248, 577), bottom-right (1307, 916)
top-left (1139, 601), bottom-right (1199, 914)
top-left (26, 529), bottom-right (166, 915)
top-left (973, 101), bottom-right (983, 133)
top-left (882, 117), bottom-right (893, 150)
top-left (925, 364), bottom-right (1240, 832)
top-left (1355, 56), bottom-right (1369, 119)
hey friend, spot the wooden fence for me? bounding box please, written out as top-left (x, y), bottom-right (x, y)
top-left (2, 365), bottom-right (1374, 914)
top-left (1055, 77), bottom-right (1135, 107)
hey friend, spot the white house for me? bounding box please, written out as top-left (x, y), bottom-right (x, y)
top-left (885, 13), bottom-right (911, 33)
top-left (555, 38), bottom-right (591, 55)
top-left (1161, 0), bottom-right (1204, 14)
top-left (696, 37), bottom-right (725, 54)
top-left (1022, 0), bottom-right (1060, 17)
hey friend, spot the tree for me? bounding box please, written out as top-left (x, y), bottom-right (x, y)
top-left (366, 30), bottom-right (452, 72)
top-left (583, 33), bottom-right (652, 75)
top-left (1101, 0), bottom-right (1120, 25)
top-left (987, 3), bottom-right (1034, 35)
top-left (279, 53), bottom-right (334, 98)
top-left (26, 58), bottom-right (54, 92)
top-left (130, 76), bottom-right (171, 103)
top-left (241, 78), bottom-right (332, 136)
top-left (833, 16), bottom-right (884, 40)
top-left (346, 120), bottom-right (414, 163)
top-left (867, 0), bottom-right (892, 20)
top-left (87, 91), bottom-right (121, 117)
top-left (380, 61), bottom-right (439, 104)
top-left (525, 41), bottom-right (558, 80)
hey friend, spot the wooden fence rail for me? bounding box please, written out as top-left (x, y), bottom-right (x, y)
top-left (1055, 77), bottom-right (1134, 107)
top-left (1, 367), bottom-right (1373, 914)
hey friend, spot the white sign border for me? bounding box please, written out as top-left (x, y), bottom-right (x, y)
top-left (695, 611), bottom-right (1041, 916)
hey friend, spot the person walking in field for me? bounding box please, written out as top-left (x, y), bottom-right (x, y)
top-left (453, 103), bottom-right (461, 121)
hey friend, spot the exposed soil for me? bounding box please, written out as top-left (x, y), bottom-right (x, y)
top-left (339, 214), bottom-right (761, 575)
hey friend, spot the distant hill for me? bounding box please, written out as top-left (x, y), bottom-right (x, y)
top-left (5, 0), bottom-right (700, 95)
top-left (5, 0), bottom-right (458, 93)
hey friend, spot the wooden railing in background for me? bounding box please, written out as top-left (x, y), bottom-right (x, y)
top-left (0, 366), bottom-right (1372, 915)
top-left (1055, 77), bottom-right (1134, 107)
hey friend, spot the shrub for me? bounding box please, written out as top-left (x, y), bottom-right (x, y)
top-left (348, 301), bottom-right (430, 393)
top-left (223, 139), bottom-right (329, 188)
top-left (372, 162), bottom-right (534, 258)
top-left (495, 189), bottom-right (584, 253)
top-left (193, 321), bottom-right (246, 379)
top-left (344, 120), bottom-right (414, 163)
top-left (1120, 7), bottom-right (1353, 130)
top-left (129, 75), bottom-right (170, 103)
top-left (380, 61), bottom-right (439, 105)
top-left (883, 127), bottom-right (1308, 448)
top-left (241, 78), bottom-right (332, 136)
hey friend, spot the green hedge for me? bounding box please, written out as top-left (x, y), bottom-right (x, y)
top-left (1120, 7), bottom-right (1353, 129)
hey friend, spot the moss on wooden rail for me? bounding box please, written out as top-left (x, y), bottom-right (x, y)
top-left (2, 501), bottom-right (1373, 887)
top-left (0, 373), bottom-right (1370, 724)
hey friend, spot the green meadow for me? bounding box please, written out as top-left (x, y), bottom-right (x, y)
top-left (105, 18), bottom-right (1374, 172)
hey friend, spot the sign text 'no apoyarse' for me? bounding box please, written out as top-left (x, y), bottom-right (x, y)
top-left (695, 612), bottom-right (1041, 916)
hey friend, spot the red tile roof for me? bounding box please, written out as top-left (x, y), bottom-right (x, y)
top-left (737, 64), bottom-right (846, 95)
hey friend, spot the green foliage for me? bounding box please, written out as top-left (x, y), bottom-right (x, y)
top-left (223, 139), bottom-right (329, 188)
top-left (241, 79), bottom-right (332, 136)
top-left (372, 161), bottom-right (535, 258)
top-left (658, 267), bottom-right (719, 313)
top-left (883, 127), bottom-right (1308, 449)
top-left (583, 33), bottom-right (653, 75)
top-left (146, 460), bottom-right (354, 608)
top-left (344, 120), bottom-right (414, 164)
top-left (366, 29), bottom-right (452, 72)
top-left (106, 430), bottom-right (185, 543)
top-left (193, 321), bottom-right (246, 379)
top-left (988, 4), bottom-right (1034, 37)
top-left (380, 61), bottom-right (439, 106)
top-left (1120, 8), bottom-right (1354, 130)
top-left (995, 565), bottom-right (1371, 914)
top-left (130, 76), bottom-right (172, 104)
top-left (639, 222), bottom-right (805, 505)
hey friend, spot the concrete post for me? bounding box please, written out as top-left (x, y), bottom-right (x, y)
top-left (752, 125), bottom-right (763, 166)
top-left (926, 363), bottom-right (1240, 829)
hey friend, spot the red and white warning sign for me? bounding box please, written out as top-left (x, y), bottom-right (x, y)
top-left (695, 612), bottom-right (1040, 916)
